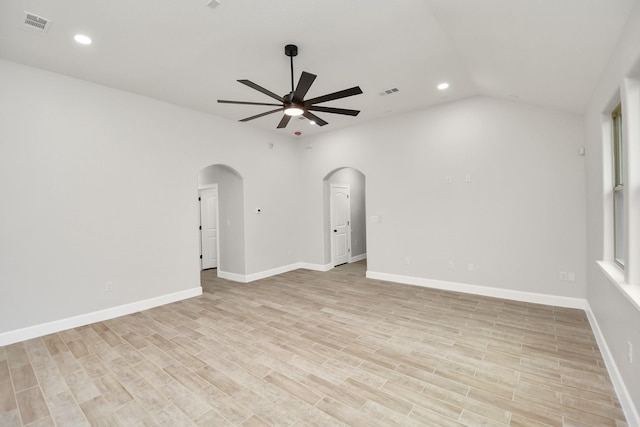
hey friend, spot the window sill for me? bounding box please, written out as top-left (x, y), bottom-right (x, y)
top-left (597, 260), bottom-right (640, 313)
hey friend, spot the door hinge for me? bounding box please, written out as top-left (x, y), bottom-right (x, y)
top-left (199, 226), bottom-right (202, 230)
top-left (198, 197), bottom-right (201, 201)
top-left (200, 255), bottom-right (203, 259)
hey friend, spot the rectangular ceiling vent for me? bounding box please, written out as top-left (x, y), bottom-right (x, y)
top-left (23, 12), bottom-right (52, 35)
top-left (379, 87), bottom-right (399, 96)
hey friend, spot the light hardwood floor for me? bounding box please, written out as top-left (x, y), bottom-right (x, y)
top-left (0, 261), bottom-right (627, 426)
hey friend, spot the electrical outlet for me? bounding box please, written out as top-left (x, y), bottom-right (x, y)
top-left (560, 272), bottom-right (568, 281)
top-left (465, 175), bottom-right (471, 183)
top-left (467, 263), bottom-right (474, 271)
top-left (446, 176), bottom-right (452, 184)
top-left (568, 272), bottom-right (576, 282)
top-left (106, 282), bottom-right (113, 292)
top-left (448, 261), bottom-right (454, 269)
top-left (404, 257), bottom-right (410, 265)
top-left (628, 341), bottom-right (633, 364)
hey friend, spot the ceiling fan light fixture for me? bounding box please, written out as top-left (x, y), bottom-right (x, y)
top-left (284, 106), bottom-right (304, 116)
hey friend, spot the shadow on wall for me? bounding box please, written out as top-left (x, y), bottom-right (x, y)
top-left (197, 164), bottom-right (246, 276)
top-left (323, 167), bottom-right (367, 267)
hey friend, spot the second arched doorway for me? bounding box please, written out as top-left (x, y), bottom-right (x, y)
top-left (323, 167), bottom-right (367, 268)
top-left (197, 164), bottom-right (246, 278)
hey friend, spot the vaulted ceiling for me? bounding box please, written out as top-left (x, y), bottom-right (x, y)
top-left (0, 0), bottom-right (637, 137)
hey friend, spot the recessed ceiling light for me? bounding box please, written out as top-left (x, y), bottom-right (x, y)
top-left (74, 34), bottom-right (92, 45)
top-left (437, 82), bottom-right (449, 90)
top-left (309, 121), bottom-right (316, 125)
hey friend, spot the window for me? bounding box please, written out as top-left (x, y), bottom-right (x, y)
top-left (612, 104), bottom-right (624, 267)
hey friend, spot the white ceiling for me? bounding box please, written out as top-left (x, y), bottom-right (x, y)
top-left (0, 0), bottom-right (637, 137)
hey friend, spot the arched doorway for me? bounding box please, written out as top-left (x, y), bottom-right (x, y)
top-left (197, 164), bottom-right (246, 281)
top-left (323, 167), bottom-right (367, 268)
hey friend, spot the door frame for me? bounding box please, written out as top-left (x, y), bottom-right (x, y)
top-left (330, 183), bottom-right (352, 267)
top-left (198, 184), bottom-right (220, 271)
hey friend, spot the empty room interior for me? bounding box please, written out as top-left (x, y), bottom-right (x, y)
top-left (1, 0), bottom-right (640, 426)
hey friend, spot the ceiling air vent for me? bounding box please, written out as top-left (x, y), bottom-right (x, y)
top-left (23, 12), bottom-right (52, 35)
top-left (379, 87), bottom-right (399, 96)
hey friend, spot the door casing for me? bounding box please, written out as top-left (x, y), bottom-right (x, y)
top-left (199, 185), bottom-right (220, 270)
top-left (330, 184), bottom-right (351, 267)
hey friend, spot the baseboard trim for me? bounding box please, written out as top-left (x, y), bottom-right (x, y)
top-left (245, 263), bottom-right (301, 282)
top-left (349, 253), bottom-right (367, 263)
top-left (298, 262), bottom-right (333, 272)
top-left (219, 262), bottom-right (333, 283)
top-left (584, 302), bottom-right (640, 426)
top-left (217, 270), bottom-right (249, 283)
top-left (219, 259), bottom-right (364, 282)
top-left (0, 287), bottom-right (202, 347)
top-left (365, 271), bottom-right (587, 309)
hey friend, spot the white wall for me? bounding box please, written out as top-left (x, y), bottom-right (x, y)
top-left (583, 0), bottom-right (640, 417)
top-left (0, 59), bottom-right (299, 335)
top-left (198, 165), bottom-right (246, 275)
top-left (299, 96), bottom-right (586, 299)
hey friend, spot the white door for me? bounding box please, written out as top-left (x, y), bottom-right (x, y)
top-left (199, 187), bottom-right (219, 269)
top-left (330, 184), bottom-right (351, 267)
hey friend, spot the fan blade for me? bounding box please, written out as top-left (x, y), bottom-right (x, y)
top-left (305, 86), bottom-right (363, 105)
top-left (218, 100), bottom-right (282, 107)
top-left (307, 105), bottom-right (360, 116)
top-left (238, 80), bottom-right (284, 102)
top-left (302, 111), bottom-right (328, 126)
top-left (277, 115), bottom-right (292, 129)
top-left (239, 108), bottom-right (283, 122)
top-left (293, 72), bottom-right (317, 102)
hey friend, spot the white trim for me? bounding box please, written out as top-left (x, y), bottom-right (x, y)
top-left (365, 271), bottom-right (587, 309)
top-left (597, 260), bottom-right (640, 313)
top-left (349, 253), bottom-right (367, 263)
top-left (0, 287), bottom-right (202, 347)
top-left (584, 302), bottom-right (640, 426)
top-left (197, 183), bottom-right (218, 190)
top-left (245, 263), bottom-right (301, 282)
top-left (299, 262), bottom-right (333, 272)
top-left (218, 262), bottom-right (334, 283)
top-left (199, 185), bottom-right (219, 271)
top-left (330, 183), bottom-right (351, 268)
top-left (219, 264), bottom-right (302, 283)
top-left (217, 270), bottom-right (249, 283)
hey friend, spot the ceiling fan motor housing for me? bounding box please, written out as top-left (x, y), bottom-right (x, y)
top-left (285, 44), bottom-right (298, 57)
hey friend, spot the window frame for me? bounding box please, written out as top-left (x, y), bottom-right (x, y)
top-left (612, 103), bottom-right (624, 268)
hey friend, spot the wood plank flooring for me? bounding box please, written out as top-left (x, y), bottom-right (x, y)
top-left (0, 261), bottom-right (628, 426)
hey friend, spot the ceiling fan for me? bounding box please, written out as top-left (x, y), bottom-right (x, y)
top-left (217, 44), bottom-right (363, 129)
